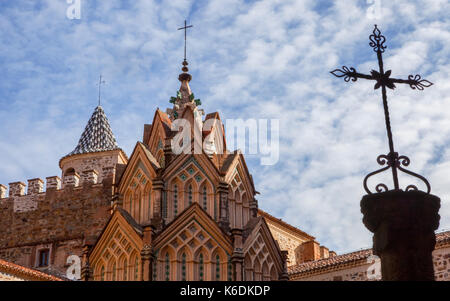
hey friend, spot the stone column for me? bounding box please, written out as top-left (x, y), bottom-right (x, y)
top-left (151, 178), bottom-right (164, 230)
top-left (140, 224), bottom-right (155, 281)
top-left (231, 228), bottom-right (244, 281)
top-left (361, 190), bottom-right (440, 281)
top-left (81, 244), bottom-right (93, 281)
top-left (218, 180), bottom-right (230, 233)
top-left (163, 138), bottom-right (173, 167)
top-left (279, 251), bottom-right (289, 281)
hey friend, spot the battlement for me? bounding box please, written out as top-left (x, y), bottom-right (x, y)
top-left (0, 168), bottom-right (109, 200)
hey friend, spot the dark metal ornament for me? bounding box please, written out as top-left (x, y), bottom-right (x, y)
top-left (330, 25), bottom-right (433, 194)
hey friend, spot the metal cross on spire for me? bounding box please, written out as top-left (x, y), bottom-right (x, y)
top-left (178, 20), bottom-right (193, 67)
top-left (331, 25), bottom-right (433, 194)
top-left (97, 75), bottom-right (106, 107)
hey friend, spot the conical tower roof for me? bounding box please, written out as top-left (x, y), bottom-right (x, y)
top-left (66, 106), bottom-right (120, 156)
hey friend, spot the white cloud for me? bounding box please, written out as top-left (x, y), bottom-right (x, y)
top-left (0, 0), bottom-right (449, 254)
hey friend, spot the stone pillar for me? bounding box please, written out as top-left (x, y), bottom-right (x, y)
top-left (81, 244), bottom-right (93, 281)
top-left (9, 182), bottom-right (26, 197)
top-left (27, 178), bottom-right (44, 194)
top-left (163, 138), bottom-right (173, 167)
top-left (218, 180), bottom-right (230, 233)
top-left (46, 176), bottom-right (61, 190)
top-left (279, 250), bottom-right (290, 281)
top-left (361, 190), bottom-right (440, 281)
top-left (250, 198), bottom-right (259, 218)
top-left (0, 184), bottom-right (7, 198)
top-left (231, 228), bottom-right (244, 281)
top-left (151, 178), bottom-right (164, 230)
top-left (141, 224), bottom-right (155, 281)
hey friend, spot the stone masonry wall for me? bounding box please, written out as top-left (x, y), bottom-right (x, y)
top-left (0, 175), bottom-right (115, 278)
top-left (433, 247), bottom-right (450, 281)
top-left (264, 221), bottom-right (310, 266)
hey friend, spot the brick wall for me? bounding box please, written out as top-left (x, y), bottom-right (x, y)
top-left (0, 179), bottom-right (114, 277)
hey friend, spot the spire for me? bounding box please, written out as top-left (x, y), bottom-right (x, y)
top-left (166, 19), bottom-right (203, 121)
top-left (66, 106), bottom-right (120, 157)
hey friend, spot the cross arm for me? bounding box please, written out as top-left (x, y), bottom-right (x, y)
top-left (390, 75), bottom-right (433, 91)
top-left (330, 66), bottom-right (375, 83)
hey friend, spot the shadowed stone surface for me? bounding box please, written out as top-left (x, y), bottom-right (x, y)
top-left (361, 190), bottom-right (440, 281)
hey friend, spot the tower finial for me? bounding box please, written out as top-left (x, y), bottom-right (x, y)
top-left (97, 75), bottom-right (106, 106)
top-left (178, 19), bottom-right (193, 74)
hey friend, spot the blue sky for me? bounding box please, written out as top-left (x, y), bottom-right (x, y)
top-left (0, 0), bottom-right (449, 254)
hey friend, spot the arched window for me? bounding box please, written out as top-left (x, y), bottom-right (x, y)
top-left (134, 189), bottom-right (142, 223)
top-left (134, 258), bottom-right (139, 280)
top-left (148, 187), bottom-right (152, 220)
top-left (112, 262), bottom-right (116, 281)
top-left (174, 185), bottom-right (178, 217)
top-left (181, 253), bottom-right (187, 281)
top-left (199, 254), bottom-right (204, 281)
top-left (123, 259), bottom-right (127, 281)
top-left (202, 186), bottom-right (207, 211)
top-left (215, 255), bottom-right (221, 281)
top-left (188, 185), bottom-right (193, 206)
top-left (165, 253), bottom-right (170, 281)
top-left (101, 266), bottom-right (105, 281)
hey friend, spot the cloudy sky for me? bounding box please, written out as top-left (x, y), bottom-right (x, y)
top-left (0, 0), bottom-right (449, 254)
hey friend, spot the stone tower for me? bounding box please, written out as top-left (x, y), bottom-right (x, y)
top-left (0, 105), bottom-right (127, 279)
top-left (59, 106), bottom-right (128, 186)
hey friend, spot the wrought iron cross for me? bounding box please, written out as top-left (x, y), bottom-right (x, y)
top-left (178, 20), bottom-right (193, 63)
top-left (331, 25), bottom-right (433, 194)
top-left (97, 75), bottom-right (106, 106)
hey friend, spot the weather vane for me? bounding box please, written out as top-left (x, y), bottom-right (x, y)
top-left (330, 25), bottom-right (433, 194)
top-left (178, 19), bottom-right (193, 72)
top-left (97, 75), bottom-right (106, 106)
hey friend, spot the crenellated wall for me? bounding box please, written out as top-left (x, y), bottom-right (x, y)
top-left (0, 168), bottom-right (116, 278)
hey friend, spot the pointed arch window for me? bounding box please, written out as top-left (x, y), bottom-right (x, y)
top-left (112, 262), bottom-right (116, 281)
top-left (148, 187), bottom-right (152, 220)
top-left (123, 259), bottom-right (127, 281)
top-left (134, 258), bottom-right (139, 280)
top-left (215, 255), bottom-right (221, 280)
top-left (202, 186), bottom-right (207, 211)
top-left (199, 254), bottom-right (204, 281)
top-left (100, 266), bottom-right (105, 281)
top-left (174, 185), bottom-right (178, 216)
top-left (181, 253), bottom-right (187, 281)
top-left (165, 253), bottom-right (170, 281)
top-left (188, 185), bottom-right (193, 206)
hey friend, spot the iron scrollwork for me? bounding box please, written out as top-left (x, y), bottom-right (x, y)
top-left (331, 25), bottom-right (433, 195)
top-left (363, 153), bottom-right (431, 195)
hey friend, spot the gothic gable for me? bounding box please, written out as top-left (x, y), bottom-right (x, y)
top-left (89, 209), bottom-right (143, 281)
top-left (146, 109), bottom-right (172, 164)
top-left (243, 217), bottom-right (284, 281)
top-left (153, 203), bottom-right (233, 281)
top-left (162, 155), bottom-right (220, 222)
top-left (118, 142), bottom-right (159, 223)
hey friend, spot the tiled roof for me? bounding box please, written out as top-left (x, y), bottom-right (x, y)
top-left (66, 106), bottom-right (120, 157)
top-left (0, 259), bottom-right (63, 281)
top-left (288, 248), bottom-right (373, 276)
top-left (288, 230), bottom-right (450, 277)
top-left (436, 230), bottom-right (450, 246)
